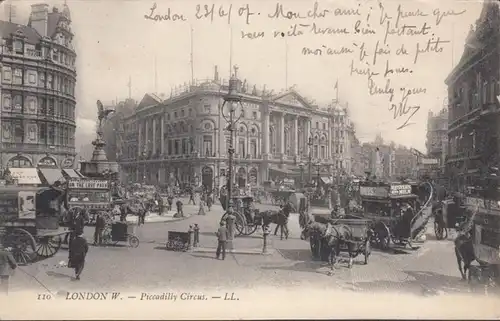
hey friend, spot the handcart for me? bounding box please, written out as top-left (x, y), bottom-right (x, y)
top-left (102, 221), bottom-right (139, 248)
top-left (166, 231), bottom-right (190, 251)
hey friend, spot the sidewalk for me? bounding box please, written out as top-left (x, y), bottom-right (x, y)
top-left (125, 204), bottom-right (199, 224)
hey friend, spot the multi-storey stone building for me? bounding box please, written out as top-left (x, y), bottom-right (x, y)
top-left (445, 0), bottom-right (500, 192)
top-left (118, 67), bottom-right (354, 189)
top-left (425, 109), bottom-right (448, 176)
top-left (0, 3), bottom-right (77, 171)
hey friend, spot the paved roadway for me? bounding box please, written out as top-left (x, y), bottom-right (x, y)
top-left (7, 200), bottom-right (491, 299)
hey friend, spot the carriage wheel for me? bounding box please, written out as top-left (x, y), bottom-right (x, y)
top-left (364, 240), bottom-right (371, 265)
top-left (245, 224), bottom-right (258, 236)
top-left (128, 235), bottom-right (140, 248)
top-left (8, 229), bottom-right (37, 265)
top-left (35, 235), bottom-right (62, 258)
top-left (434, 221), bottom-right (445, 240)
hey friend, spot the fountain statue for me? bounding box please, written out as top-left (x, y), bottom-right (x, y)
top-left (79, 100), bottom-right (119, 178)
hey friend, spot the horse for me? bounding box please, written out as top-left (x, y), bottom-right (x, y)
top-left (454, 233), bottom-right (475, 280)
top-left (301, 221), bottom-right (356, 272)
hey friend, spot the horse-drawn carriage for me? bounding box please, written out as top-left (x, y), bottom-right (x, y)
top-left (303, 212), bottom-right (372, 268)
top-left (269, 189), bottom-right (296, 207)
top-left (101, 221), bottom-right (139, 248)
top-left (462, 189), bottom-right (500, 287)
top-left (433, 194), bottom-right (468, 240)
top-left (0, 186), bottom-right (70, 264)
top-left (66, 178), bottom-right (113, 226)
top-left (359, 180), bottom-right (433, 250)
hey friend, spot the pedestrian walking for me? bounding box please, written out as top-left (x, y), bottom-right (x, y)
top-left (215, 221), bottom-right (228, 260)
top-left (274, 205), bottom-right (289, 240)
top-left (188, 190), bottom-right (196, 205)
top-left (167, 195), bottom-right (173, 212)
top-left (175, 200), bottom-right (184, 218)
top-left (68, 233), bottom-right (89, 280)
top-left (198, 199), bottom-right (206, 216)
top-left (206, 193), bottom-right (212, 211)
top-left (138, 208), bottom-right (146, 226)
top-left (93, 212), bottom-right (106, 246)
top-left (0, 243), bottom-right (17, 295)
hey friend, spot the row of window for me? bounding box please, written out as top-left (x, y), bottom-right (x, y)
top-left (1, 120), bottom-right (75, 147)
top-left (7, 37), bottom-right (75, 68)
top-left (2, 94), bottom-right (75, 120)
top-left (2, 66), bottom-right (76, 97)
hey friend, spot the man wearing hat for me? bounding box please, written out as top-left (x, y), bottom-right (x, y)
top-left (215, 221), bottom-right (229, 260)
top-left (68, 232), bottom-right (89, 280)
top-left (0, 242), bottom-right (17, 294)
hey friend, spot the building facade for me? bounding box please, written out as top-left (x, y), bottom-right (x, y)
top-left (0, 3), bottom-right (77, 171)
top-left (118, 68), bottom-right (354, 188)
top-left (102, 98), bottom-right (137, 162)
top-left (426, 109), bottom-right (448, 170)
top-left (445, 0), bottom-right (500, 192)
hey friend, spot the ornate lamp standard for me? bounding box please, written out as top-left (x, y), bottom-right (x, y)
top-left (307, 137), bottom-right (313, 183)
top-left (221, 66), bottom-right (244, 209)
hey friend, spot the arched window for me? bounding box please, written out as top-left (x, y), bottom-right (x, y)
top-left (8, 155), bottom-right (32, 168)
top-left (284, 129), bottom-right (291, 156)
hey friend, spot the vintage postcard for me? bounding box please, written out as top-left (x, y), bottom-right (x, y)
top-left (0, 0), bottom-right (500, 319)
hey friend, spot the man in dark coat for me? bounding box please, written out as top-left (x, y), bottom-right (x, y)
top-left (0, 243), bottom-right (17, 295)
top-left (167, 195), bottom-right (174, 211)
top-left (215, 221), bottom-right (229, 260)
top-left (175, 200), bottom-right (184, 218)
top-left (93, 212), bottom-right (106, 246)
top-left (188, 188), bottom-right (196, 205)
top-left (69, 233), bottom-right (89, 280)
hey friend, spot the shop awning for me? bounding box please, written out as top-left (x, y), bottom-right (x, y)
top-left (8, 168), bottom-right (41, 185)
top-left (38, 168), bottom-right (65, 185)
top-left (62, 168), bottom-right (81, 179)
top-left (74, 169), bottom-right (85, 178)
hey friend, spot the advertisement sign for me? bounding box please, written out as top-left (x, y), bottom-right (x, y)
top-left (390, 184), bottom-right (412, 196)
top-left (359, 186), bottom-right (388, 198)
top-left (68, 179), bottom-right (109, 189)
top-left (18, 191), bottom-right (36, 219)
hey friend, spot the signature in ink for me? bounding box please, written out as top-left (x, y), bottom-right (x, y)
top-left (389, 87), bottom-right (425, 130)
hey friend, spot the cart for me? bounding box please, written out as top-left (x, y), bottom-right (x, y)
top-left (220, 196), bottom-right (260, 236)
top-left (464, 190), bottom-right (500, 288)
top-left (313, 214), bottom-right (372, 266)
top-left (102, 221), bottom-right (139, 248)
top-left (359, 180), bottom-right (433, 251)
top-left (0, 186), bottom-right (70, 264)
top-left (66, 178), bottom-right (113, 226)
top-left (166, 231), bottom-right (190, 251)
top-left (433, 195), bottom-right (468, 240)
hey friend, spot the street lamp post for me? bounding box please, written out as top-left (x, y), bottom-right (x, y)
top-left (307, 137), bottom-right (313, 183)
top-left (221, 67), bottom-right (244, 209)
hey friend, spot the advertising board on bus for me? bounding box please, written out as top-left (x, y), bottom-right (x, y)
top-left (68, 179), bottom-right (109, 190)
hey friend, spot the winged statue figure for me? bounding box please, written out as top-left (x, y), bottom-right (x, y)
top-left (96, 100), bottom-right (115, 133)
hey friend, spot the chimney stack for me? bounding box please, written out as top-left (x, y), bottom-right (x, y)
top-left (30, 4), bottom-right (49, 37)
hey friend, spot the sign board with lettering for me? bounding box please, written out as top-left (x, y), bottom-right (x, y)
top-left (359, 186), bottom-right (389, 198)
top-left (420, 158), bottom-right (439, 165)
top-left (38, 157), bottom-right (57, 167)
top-left (389, 184), bottom-right (412, 196)
top-left (68, 179), bottom-right (109, 190)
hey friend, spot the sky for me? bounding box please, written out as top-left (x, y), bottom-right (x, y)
top-left (1, 0), bottom-right (484, 152)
